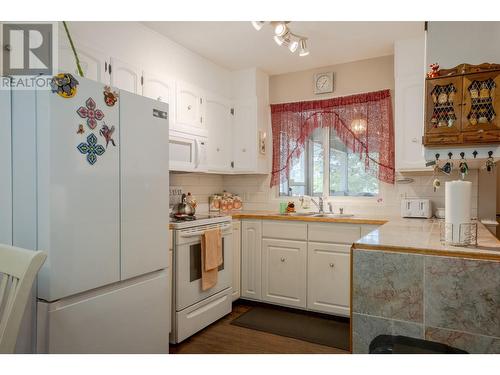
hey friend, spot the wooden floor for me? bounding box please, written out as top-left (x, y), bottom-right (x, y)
top-left (170, 301), bottom-right (348, 354)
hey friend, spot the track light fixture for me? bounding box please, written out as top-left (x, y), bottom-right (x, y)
top-left (251, 21), bottom-right (309, 57)
top-left (251, 21), bottom-right (265, 31)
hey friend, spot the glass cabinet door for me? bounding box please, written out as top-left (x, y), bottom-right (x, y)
top-left (425, 76), bottom-right (463, 135)
top-left (462, 71), bottom-right (500, 132)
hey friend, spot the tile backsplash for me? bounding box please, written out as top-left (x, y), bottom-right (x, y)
top-left (170, 170), bottom-right (480, 218)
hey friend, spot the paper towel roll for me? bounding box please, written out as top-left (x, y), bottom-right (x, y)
top-left (445, 180), bottom-right (472, 243)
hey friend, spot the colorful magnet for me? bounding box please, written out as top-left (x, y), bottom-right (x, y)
top-left (77, 124), bottom-right (85, 134)
top-left (50, 73), bottom-right (79, 98)
top-left (103, 86), bottom-right (119, 107)
top-left (77, 97), bottom-right (104, 130)
top-left (77, 133), bottom-right (105, 165)
top-left (99, 123), bottom-right (116, 148)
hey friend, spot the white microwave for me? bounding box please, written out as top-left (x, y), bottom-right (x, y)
top-left (169, 131), bottom-right (208, 172)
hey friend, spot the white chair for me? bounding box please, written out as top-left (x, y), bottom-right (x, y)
top-left (0, 245), bottom-right (46, 354)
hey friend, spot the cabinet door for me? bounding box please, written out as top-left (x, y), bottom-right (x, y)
top-left (110, 57), bottom-right (141, 94)
top-left (307, 242), bottom-right (350, 316)
top-left (462, 71), bottom-right (500, 135)
top-left (241, 220), bottom-right (262, 300)
top-left (58, 45), bottom-right (109, 84)
top-left (232, 221), bottom-right (241, 301)
top-left (262, 239), bottom-right (307, 308)
top-left (232, 99), bottom-right (257, 172)
top-left (175, 81), bottom-right (205, 135)
top-left (395, 37), bottom-right (428, 171)
top-left (142, 72), bottom-right (176, 123)
top-left (425, 76), bottom-right (463, 139)
top-left (206, 94), bottom-right (233, 172)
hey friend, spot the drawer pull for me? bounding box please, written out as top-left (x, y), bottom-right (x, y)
top-left (329, 263), bottom-right (335, 268)
top-left (280, 257), bottom-right (286, 262)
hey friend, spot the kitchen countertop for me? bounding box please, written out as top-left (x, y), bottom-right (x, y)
top-left (230, 210), bottom-right (500, 261)
top-left (169, 210), bottom-right (500, 260)
top-left (353, 217), bottom-right (500, 261)
top-left (230, 210), bottom-right (389, 225)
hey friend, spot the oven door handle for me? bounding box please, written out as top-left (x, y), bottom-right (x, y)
top-left (179, 224), bottom-right (232, 238)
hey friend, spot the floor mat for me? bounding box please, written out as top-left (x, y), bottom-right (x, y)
top-left (231, 304), bottom-right (350, 351)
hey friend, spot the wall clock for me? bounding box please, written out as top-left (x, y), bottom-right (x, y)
top-left (314, 72), bottom-right (334, 94)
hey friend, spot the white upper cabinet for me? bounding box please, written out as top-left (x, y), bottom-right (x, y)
top-left (58, 44), bottom-right (109, 85)
top-left (206, 93), bottom-right (233, 172)
top-left (175, 81), bottom-right (206, 136)
top-left (142, 71), bottom-right (176, 123)
top-left (232, 99), bottom-right (257, 172)
top-left (395, 35), bottom-right (430, 171)
top-left (110, 57), bottom-right (142, 95)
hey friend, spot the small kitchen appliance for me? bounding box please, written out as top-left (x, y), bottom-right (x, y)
top-left (401, 198), bottom-right (432, 219)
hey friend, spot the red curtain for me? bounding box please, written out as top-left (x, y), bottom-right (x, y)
top-left (270, 89), bottom-right (394, 188)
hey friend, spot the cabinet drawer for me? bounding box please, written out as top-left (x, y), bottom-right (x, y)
top-left (263, 221), bottom-right (307, 241)
top-left (424, 133), bottom-right (461, 145)
top-left (308, 223), bottom-right (361, 244)
top-left (462, 130), bottom-right (500, 143)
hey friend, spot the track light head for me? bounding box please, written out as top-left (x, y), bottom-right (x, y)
top-left (289, 38), bottom-right (299, 53)
top-left (299, 39), bottom-right (309, 56)
top-left (274, 31), bottom-right (290, 46)
top-left (251, 21), bottom-right (265, 31)
top-left (273, 22), bottom-right (288, 37)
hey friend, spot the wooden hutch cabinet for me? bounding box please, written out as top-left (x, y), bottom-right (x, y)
top-left (424, 63), bottom-right (500, 146)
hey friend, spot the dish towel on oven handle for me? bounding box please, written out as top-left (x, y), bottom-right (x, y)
top-left (201, 228), bottom-right (223, 291)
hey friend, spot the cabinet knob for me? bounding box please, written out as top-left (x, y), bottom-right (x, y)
top-left (329, 263), bottom-right (335, 268)
top-left (216, 148), bottom-right (220, 152)
top-left (411, 138), bottom-right (418, 143)
top-left (187, 105), bottom-right (192, 110)
top-left (242, 148), bottom-right (246, 152)
top-left (280, 257), bottom-right (286, 262)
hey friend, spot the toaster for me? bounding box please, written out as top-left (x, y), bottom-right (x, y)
top-left (401, 198), bottom-right (432, 219)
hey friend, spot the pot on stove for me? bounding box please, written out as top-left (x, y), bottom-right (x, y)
top-left (171, 193), bottom-right (196, 218)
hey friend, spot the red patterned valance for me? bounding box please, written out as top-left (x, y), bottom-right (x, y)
top-left (270, 89), bottom-right (395, 188)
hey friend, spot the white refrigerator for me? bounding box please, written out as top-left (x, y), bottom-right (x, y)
top-left (8, 76), bottom-right (171, 353)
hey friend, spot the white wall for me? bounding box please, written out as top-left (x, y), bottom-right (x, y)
top-left (59, 22), bottom-right (232, 98)
top-left (426, 22), bottom-right (500, 67)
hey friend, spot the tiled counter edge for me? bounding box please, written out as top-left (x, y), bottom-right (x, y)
top-left (350, 248), bottom-right (500, 354)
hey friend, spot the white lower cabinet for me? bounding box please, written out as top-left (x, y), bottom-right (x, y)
top-left (232, 221), bottom-right (241, 301)
top-left (241, 220), bottom-right (262, 300)
top-left (307, 242), bottom-right (350, 316)
top-left (240, 219), bottom-right (380, 316)
top-left (262, 239), bottom-right (307, 308)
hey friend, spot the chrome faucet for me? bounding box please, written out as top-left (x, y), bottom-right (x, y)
top-left (310, 197), bottom-right (325, 214)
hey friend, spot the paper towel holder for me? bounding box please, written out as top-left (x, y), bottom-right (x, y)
top-left (439, 220), bottom-right (478, 247)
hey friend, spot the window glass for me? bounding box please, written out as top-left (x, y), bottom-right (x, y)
top-left (279, 128), bottom-right (379, 197)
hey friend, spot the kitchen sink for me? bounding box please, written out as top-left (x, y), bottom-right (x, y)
top-left (311, 213), bottom-right (354, 218)
top-left (277, 212), bottom-right (354, 218)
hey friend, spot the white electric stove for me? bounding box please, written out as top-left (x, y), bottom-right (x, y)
top-left (169, 213), bottom-right (233, 343)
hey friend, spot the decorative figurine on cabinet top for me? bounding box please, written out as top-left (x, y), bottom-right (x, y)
top-left (427, 63), bottom-right (440, 78)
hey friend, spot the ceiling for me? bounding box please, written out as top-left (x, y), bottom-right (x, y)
top-left (143, 21), bottom-right (424, 75)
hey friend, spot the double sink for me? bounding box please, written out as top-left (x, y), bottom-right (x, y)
top-left (278, 212), bottom-right (354, 218)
